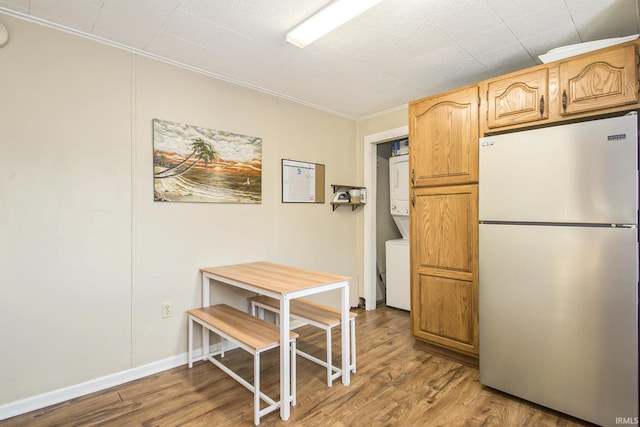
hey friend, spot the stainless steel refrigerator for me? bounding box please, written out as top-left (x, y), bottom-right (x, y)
top-left (479, 114), bottom-right (639, 427)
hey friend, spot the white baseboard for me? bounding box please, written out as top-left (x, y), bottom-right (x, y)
top-left (0, 320), bottom-right (308, 421)
top-left (0, 344), bottom-right (226, 421)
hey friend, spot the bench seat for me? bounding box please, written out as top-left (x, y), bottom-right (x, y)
top-left (188, 304), bottom-right (298, 425)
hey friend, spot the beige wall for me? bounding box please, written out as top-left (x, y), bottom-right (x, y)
top-left (0, 13), bottom-right (376, 407)
top-left (357, 108), bottom-right (409, 140)
top-left (354, 108), bottom-right (409, 297)
top-left (0, 15), bottom-right (133, 403)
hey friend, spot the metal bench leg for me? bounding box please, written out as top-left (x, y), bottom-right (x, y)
top-left (291, 339), bottom-right (297, 406)
top-left (326, 327), bottom-right (332, 387)
top-left (251, 301), bottom-right (265, 320)
top-left (350, 318), bottom-right (356, 373)
top-left (202, 324), bottom-right (209, 360)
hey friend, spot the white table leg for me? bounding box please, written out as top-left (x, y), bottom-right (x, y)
top-left (202, 274), bottom-right (210, 355)
top-left (188, 315), bottom-right (193, 368)
top-left (280, 295), bottom-right (290, 420)
top-left (341, 282), bottom-right (350, 385)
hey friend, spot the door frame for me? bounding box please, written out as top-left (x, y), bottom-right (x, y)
top-left (363, 125), bottom-right (409, 310)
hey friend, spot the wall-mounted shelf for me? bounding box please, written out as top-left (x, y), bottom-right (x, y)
top-left (330, 184), bottom-right (366, 211)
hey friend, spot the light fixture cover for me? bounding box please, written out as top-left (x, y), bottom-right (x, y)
top-left (0, 22), bottom-right (8, 48)
top-left (286, 0), bottom-right (383, 48)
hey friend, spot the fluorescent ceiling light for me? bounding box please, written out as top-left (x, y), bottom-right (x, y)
top-left (286, 0), bottom-right (383, 48)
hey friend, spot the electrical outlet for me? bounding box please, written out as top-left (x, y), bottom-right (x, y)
top-left (162, 302), bottom-right (173, 318)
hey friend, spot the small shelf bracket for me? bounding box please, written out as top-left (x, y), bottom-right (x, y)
top-left (330, 184), bottom-right (366, 212)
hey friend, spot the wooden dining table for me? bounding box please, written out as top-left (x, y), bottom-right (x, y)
top-left (200, 261), bottom-right (352, 421)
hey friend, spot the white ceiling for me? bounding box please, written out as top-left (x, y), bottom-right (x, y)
top-left (1, 0), bottom-right (638, 119)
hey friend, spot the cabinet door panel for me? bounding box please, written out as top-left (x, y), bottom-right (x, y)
top-left (412, 273), bottom-right (476, 352)
top-left (412, 186), bottom-right (477, 273)
top-left (559, 44), bottom-right (638, 115)
top-left (409, 86), bottom-right (478, 187)
top-left (487, 68), bottom-right (549, 128)
top-left (410, 184), bottom-right (478, 356)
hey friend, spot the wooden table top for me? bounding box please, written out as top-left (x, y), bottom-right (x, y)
top-left (200, 261), bottom-right (351, 294)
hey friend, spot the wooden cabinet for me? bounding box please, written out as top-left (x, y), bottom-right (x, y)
top-left (410, 185), bottom-right (478, 356)
top-left (409, 85), bottom-right (478, 187)
top-left (485, 68), bottom-right (549, 129)
top-left (409, 85), bottom-right (479, 359)
top-left (557, 44), bottom-right (638, 116)
top-left (482, 42), bottom-right (640, 133)
top-left (408, 40), bottom-right (640, 363)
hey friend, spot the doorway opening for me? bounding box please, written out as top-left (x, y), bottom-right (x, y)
top-left (363, 126), bottom-right (408, 311)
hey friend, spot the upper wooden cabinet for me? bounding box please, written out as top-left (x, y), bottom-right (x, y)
top-left (409, 85), bottom-right (479, 187)
top-left (558, 44), bottom-right (638, 116)
top-left (481, 41), bottom-right (640, 134)
top-left (485, 68), bottom-right (549, 129)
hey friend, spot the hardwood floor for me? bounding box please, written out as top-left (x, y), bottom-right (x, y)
top-left (1, 306), bottom-right (594, 426)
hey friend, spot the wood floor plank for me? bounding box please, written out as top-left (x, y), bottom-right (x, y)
top-left (0, 306), bottom-right (594, 427)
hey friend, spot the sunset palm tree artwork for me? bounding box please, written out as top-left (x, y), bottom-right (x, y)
top-left (153, 119), bottom-right (262, 203)
top-left (155, 138), bottom-right (218, 179)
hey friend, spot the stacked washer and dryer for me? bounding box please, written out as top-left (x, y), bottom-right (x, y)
top-left (385, 155), bottom-right (410, 311)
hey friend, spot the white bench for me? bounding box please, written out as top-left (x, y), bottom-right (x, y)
top-left (249, 295), bottom-right (356, 387)
top-left (188, 304), bottom-right (298, 425)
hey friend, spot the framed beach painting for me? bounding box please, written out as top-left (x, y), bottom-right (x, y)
top-left (153, 119), bottom-right (262, 203)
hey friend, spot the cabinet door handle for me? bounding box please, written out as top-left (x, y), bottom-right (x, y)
top-left (539, 95), bottom-right (544, 116)
top-left (562, 90), bottom-right (567, 112)
top-left (411, 169), bottom-right (415, 186)
top-left (411, 191), bottom-right (415, 207)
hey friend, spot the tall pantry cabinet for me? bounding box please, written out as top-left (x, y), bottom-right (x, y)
top-left (408, 85), bottom-right (479, 360)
